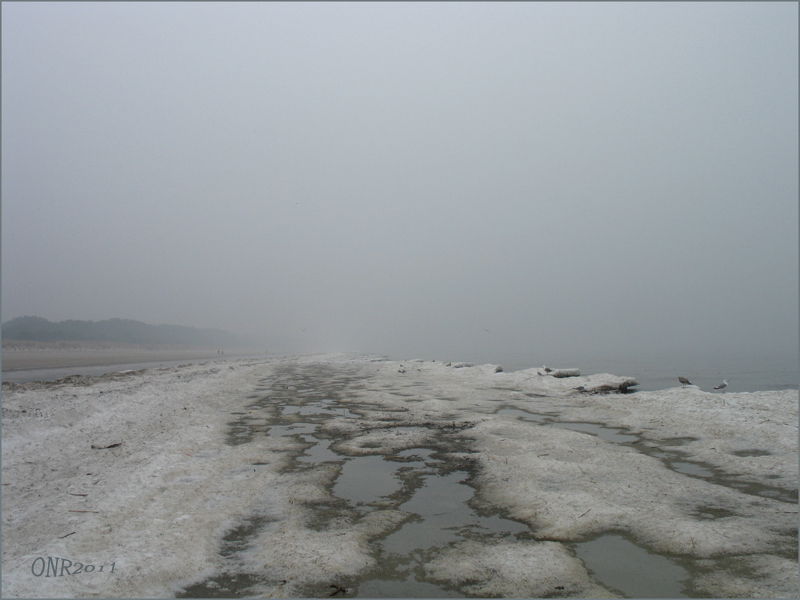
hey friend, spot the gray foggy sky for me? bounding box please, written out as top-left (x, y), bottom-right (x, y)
top-left (2, 2), bottom-right (798, 362)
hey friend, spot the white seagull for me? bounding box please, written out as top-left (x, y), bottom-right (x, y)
top-left (713, 379), bottom-right (729, 392)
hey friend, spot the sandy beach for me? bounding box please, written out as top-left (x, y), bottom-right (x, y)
top-left (1, 354), bottom-right (797, 598)
top-left (1, 341), bottom-right (263, 374)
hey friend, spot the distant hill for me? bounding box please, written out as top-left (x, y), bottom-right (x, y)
top-left (1, 316), bottom-right (259, 347)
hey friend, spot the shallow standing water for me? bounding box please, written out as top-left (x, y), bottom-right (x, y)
top-left (334, 455), bottom-right (404, 505)
top-left (574, 534), bottom-right (689, 598)
top-left (346, 459), bottom-right (531, 597)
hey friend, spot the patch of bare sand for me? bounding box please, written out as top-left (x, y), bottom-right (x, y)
top-left (2, 340), bottom-right (261, 372)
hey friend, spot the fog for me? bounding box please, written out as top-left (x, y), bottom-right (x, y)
top-left (2, 3), bottom-right (798, 365)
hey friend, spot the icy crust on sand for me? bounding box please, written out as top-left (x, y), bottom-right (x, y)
top-left (1, 355), bottom-right (402, 598)
top-left (692, 554), bottom-right (800, 598)
top-left (236, 508), bottom-right (408, 586)
top-left (339, 359), bottom-right (797, 596)
top-left (446, 363), bottom-right (797, 490)
top-left (562, 386), bottom-right (799, 486)
top-left (468, 417), bottom-right (794, 556)
top-left (2, 354), bottom-right (797, 598)
top-left (2, 359), bottom-right (273, 598)
top-left (424, 539), bottom-right (616, 598)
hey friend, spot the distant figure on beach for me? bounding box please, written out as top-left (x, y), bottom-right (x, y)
top-left (678, 376), bottom-right (692, 387)
top-left (713, 379), bottom-right (729, 392)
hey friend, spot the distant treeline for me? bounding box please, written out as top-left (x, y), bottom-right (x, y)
top-left (1, 316), bottom-right (258, 347)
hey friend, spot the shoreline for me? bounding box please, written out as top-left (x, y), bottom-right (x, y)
top-left (1, 354), bottom-right (796, 597)
top-left (5, 344), bottom-right (797, 393)
top-left (1, 341), bottom-right (266, 374)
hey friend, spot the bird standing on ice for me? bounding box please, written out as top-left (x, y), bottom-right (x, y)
top-left (713, 379), bottom-right (729, 392)
top-left (678, 376), bottom-right (692, 387)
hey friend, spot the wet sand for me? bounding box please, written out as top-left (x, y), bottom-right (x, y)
top-left (1, 340), bottom-right (261, 373)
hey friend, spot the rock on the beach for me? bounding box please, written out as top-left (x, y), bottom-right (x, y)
top-left (549, 368), bottom-right (581, 378)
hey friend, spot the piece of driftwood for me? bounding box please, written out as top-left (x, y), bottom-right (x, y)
top-left (91, 442), bottom-right (122, 450)
top-left (572, 377), bottom-right (638, 394)
top-left (550, 368), bottom-right (581, 378)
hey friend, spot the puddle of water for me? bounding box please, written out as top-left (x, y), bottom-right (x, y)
top-left (354, 460), bottom-right (530, 598)
top-left (297, 436), bottom-right (342, 463)
top-left (395, 448), bottom-right (436, 463)
top-left (574, 534), bottom-right (689, 598)
top-left (268, 423), bottom-right (318, 437)
top-left (355, 575), bottom-right (461, 598)
top-left (281, 404), bottom-right (333, 416)
top-left (281, 402), bottom-right (357, 419)
top-left (670, 461), bottom-right (714, 478)
top-left (551, 421), bottom-right (639, 443)
top-left (495, 407), bottom-right (550, 423)
top-left (178, 573), bottom-right (266, 598)
top-left (386, 472), bottom-right (527, 551)
top-left (333, 456), bottom-right (404, 505)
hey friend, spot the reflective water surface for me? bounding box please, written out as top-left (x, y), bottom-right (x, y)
top-left (574, 534), bottom-right (689, 598)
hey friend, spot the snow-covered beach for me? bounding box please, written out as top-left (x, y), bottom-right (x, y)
top-left (2, 353), bottom-right (797, 598)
